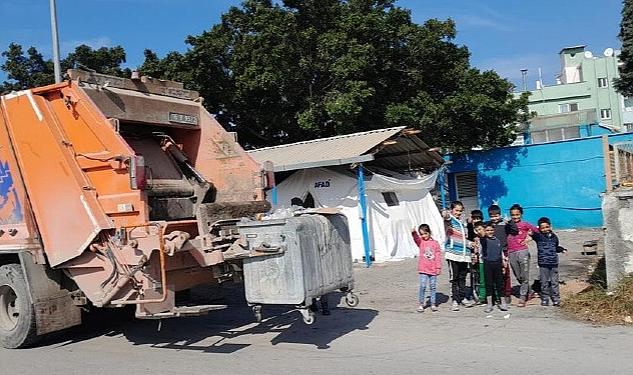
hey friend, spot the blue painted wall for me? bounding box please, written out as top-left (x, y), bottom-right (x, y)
top-left (446, 133), bottom-right (633, 229)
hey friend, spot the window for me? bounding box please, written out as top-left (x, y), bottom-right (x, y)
top-left (454, 172), bottom-right (479, 213)
top-left (563, 126), bottom-right (581, 139)
top-left (600, 109), bottom-right (612, 119)
top-left (559, 103), bottom-right (579, 113)
top-left (547, 128), bottom-right (563, 142)
top-left (626, 123), bottom-right (633, 132)
top-left (530, 126), bottom-right (581, 143)
top-left (598, 77), bottom-right (609, 88)
top-left (624, 97), bottom-right (633, 111)
top-left (382, 192), bottom-right (399, 206)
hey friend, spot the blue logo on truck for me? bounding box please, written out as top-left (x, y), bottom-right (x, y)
top-left (0, 160), bottom-right (23, 223)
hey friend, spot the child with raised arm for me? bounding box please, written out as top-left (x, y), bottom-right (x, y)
top-left (530, 217), bottom-right (567, 306)
top-left (507, 204), bottom-right (539, 307)
top-left (412, 224), bottom-right (442, 312)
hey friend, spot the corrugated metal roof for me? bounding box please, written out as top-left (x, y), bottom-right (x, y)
top-left (248, 126), bottom-right (444, 172)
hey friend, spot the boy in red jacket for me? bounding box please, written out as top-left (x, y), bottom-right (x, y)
top-left (412, 224), bottom-right (443, 312)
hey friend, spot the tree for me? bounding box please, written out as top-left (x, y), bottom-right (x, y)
top-left (0, 43), bottom-right (54, 92)
top-left (615, 0), bottom-right (633, 96)
top-left (142, 0), bottom-right (529, 150)
top-left (1, 43), bottom-right (131, 93)
top-left (64, 45), bottom-right (131, 77)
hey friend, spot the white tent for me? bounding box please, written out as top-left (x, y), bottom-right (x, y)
top-left (273, 167), bottom-right (445, 263)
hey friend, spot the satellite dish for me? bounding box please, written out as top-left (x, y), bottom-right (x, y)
top-left (584, 51), bottom-right (594, 59)
top-left (604, 48), bottom-right (614, 57)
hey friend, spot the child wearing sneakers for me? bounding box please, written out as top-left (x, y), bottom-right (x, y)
top-left (480, 221), bottom-right (509, 313)
top-left (487, 205), bottom-right (518, 305)
top-left (412, 224), bottom-right (442, 312)
top-left (443, 201), bottom-right (475, 311)
top-left (507, 204), bottom-right (539, 307)
top-left (472, 221), bottom-right (487, 303)
top-left (530, 217), bottom-right (567, 306)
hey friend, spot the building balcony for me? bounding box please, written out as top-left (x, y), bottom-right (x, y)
top-left (526, 109), bottom-right (602, 144)
top-left (529, 109), bottom-right (598, 131)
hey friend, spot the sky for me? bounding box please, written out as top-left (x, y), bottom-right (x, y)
top-left (0, 0), bottom-right (624, 90)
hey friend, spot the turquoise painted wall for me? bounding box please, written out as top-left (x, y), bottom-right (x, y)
top-left (446, 133), bottom-right (633, 229)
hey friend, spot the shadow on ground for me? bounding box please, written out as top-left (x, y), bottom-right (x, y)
top-left (37, 284), bottom-right (378, 352)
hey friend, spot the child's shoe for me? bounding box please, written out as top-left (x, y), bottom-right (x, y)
top-left (499, 300), bottom-right (509, 311)
top-left (541, 300), bottom-right (549, 306)
top-left (431, 305), bottom-right (438, 312)
top-left (451, 301), bottom-right (460, 311)
top-left (552, 301), bottom-right (560, 307)
top-left (461, 298), bottom-right (475, 308)
top-left (484, 297), bottom-right (494, 314)
top-left (417, 304), bottom-right (425, 313)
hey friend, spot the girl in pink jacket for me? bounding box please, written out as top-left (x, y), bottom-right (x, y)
top-left (412, 224), bottom-right (443, 312)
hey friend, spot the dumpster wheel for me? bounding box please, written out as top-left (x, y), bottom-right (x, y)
top-left (302, 311), bottom-right (315, 325)
top-left (252, 305), bottom-right (263, 323)
top-left (298, 307), bottom-right (315, 325)
top-left (345, 292), bottom-right (359, 307)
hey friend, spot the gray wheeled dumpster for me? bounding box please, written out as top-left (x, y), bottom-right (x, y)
top-left (239, 214), bottom-right (358, 324)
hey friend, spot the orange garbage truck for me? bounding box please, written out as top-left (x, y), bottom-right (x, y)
top-left (0, 70), bottom-right (355, 348)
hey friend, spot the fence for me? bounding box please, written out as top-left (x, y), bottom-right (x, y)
top-left (605, 134), bottom-right (633, 191)
top-left (613, 141), bottom-right (633, 188)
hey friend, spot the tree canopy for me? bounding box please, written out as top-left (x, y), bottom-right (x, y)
top-left (1, 43), bottom-right (130, 93)
top-left (2, 0), bottom-right (529, 152)
top-left (140, 0), bottom-right (528, 151)
top-left (615, 0), bottom-right (633, 96)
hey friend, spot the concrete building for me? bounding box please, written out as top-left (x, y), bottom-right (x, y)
top-left (519, 45), bottom-right (633, 144)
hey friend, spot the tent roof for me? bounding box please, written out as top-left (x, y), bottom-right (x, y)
top-left (247, 127), bottom-right (444, 172)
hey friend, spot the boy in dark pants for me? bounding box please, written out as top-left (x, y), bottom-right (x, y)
top-left (487, 205), bottom-right (518, 305)
top-left (530, 217), bottom-right (567, 306)
top-left (480, 222), bottom-right (509, 313)
top-left (467, 210), bottom-right (484, 302)
top-left (471, 221), bottom-right (487, 302)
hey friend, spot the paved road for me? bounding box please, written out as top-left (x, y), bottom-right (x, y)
top-left (3, 229), bottom-right (631, 374)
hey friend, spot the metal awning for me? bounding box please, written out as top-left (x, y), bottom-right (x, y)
top-left (247, 127), bottom-right (444, 172)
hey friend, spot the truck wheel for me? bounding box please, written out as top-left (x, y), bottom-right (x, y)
top-left (0, 264), bottom-right (38, 349)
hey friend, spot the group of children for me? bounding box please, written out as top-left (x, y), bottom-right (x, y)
top-left (412, 200), bottom-right (567, 313)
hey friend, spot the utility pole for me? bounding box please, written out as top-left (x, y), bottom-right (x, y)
top-left (520, 69), bottom-right (528, 92)
top-left (49, 0), bottom-right (62, 83)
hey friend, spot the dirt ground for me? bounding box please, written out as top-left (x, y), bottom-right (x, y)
top-left (352, 228), bottom-right (604, 312)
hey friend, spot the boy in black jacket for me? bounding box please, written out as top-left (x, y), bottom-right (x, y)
top-left (530, 217), bottom-right (567, 306)
top-left (487, 205), bottom-right (519, 305)
top-left (480, 222), bottom-right (509, 313)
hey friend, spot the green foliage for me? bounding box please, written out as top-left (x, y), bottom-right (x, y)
top-left (615, 0), bottom-right (633, 96)
top-left (1, 43), bottom-right (130, 93)
top-left (0, 43), bottom-right (54, 92)
top-left (2, 0), bottom-right (530, 151)
top-left (140, 0), bottom-right (528, 149)
top-left (64, 45), bottom-right (131, 77)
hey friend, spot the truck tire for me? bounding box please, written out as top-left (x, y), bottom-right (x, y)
top-left (0, 264), bottom-right (38, 349)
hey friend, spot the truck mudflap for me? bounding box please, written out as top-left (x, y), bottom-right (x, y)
top-left (18, 252), bottom-right (81, 336)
